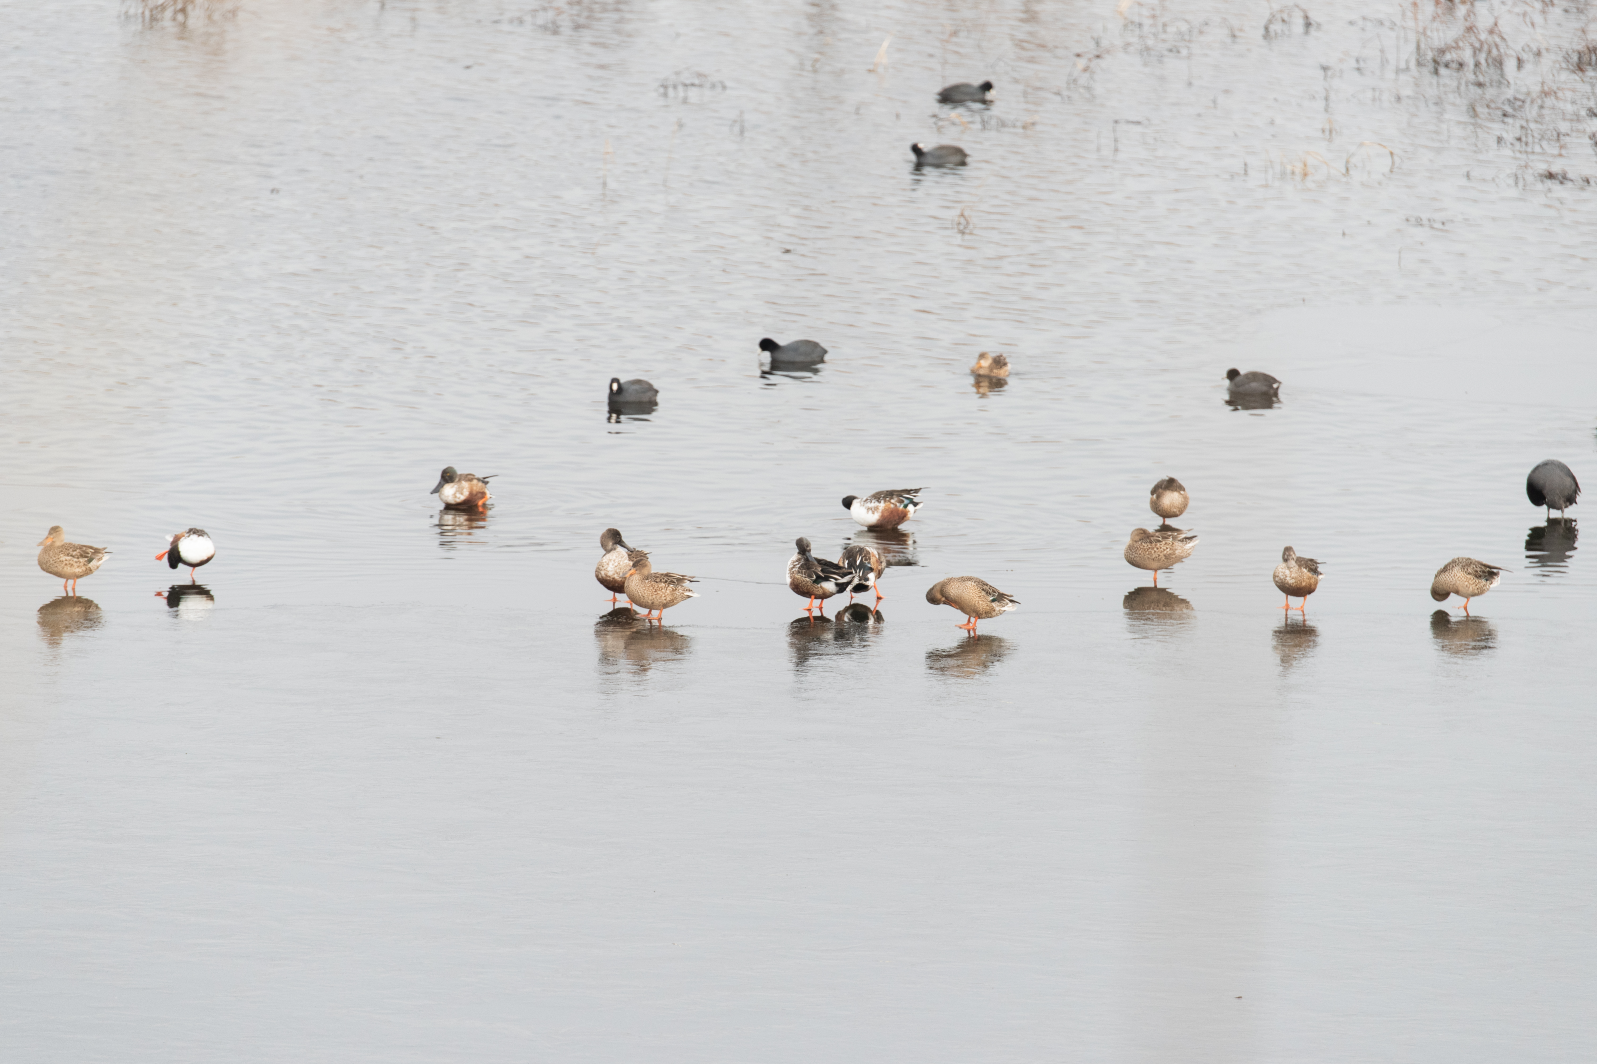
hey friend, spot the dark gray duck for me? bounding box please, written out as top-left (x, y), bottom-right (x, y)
top-left (936, 80), bottom-right (993, 104)
top-left (608, 378), bottom-right (658, 404)
top-left (1526, 459), bottom-right (1580, 516)
top-left (1225, 368), bottom-right (1281, 397)
top-left (911, 143), bottom-right (968, 167)
top-left (759, 338), bottom-right (827, 365)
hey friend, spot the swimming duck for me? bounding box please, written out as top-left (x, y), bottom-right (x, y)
top-left (842, 488), bottom-right (924, 529)
top-left (37, 526), bottom-right (110, 594)
top-left (1123, 527), bottom-right (1199, 586)
top-left (156, 528), bottom-right (215, 580)
top-left (430, 466), bottom-right (495, 510)
top-left (1272, 546), bottom-right (1322, 611)
top-left (937, 80), bottom-right (994, 104)
top-left (1149, 477), bottom-right (1189, 523)
top-left (1526, 459), bottom-right (1580, 517)
top-left (970, 352), bottom-right (1010, 378)
top-left (1430, 557), bottom-right (1506, 615)
top-left (758, 338), bottom-right (827, 365)
top-left (623, 550), bottom-right (698, 621)
top-left (788, 537), bottom-right (854, 610)
top-left (925, 576), bottom-right (1018, 632)
top-left (595, 528), bottom-right (635, 602)
top-left (608, 378), bottom-right (659, 404)
top-left (1225, 368), bottom-right (1281, 398)
top-left (838, 543), bottom-right (885, 603)
top-left (911, 143), bottom-right (968, 167)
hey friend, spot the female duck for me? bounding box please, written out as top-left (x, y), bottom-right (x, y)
top-left (624, 550), bottom-right (698, 621)
top-left (970, 352), bottom-right (1010, 378)
top-left (1430, 557), bottom-right (1506, 615)
top-left (925, 576), bottom-right (1018, 632)
top-left (37, 526), bottom-right (110, 594)
top-left (1149, 477), bottom-right (1188, 523)
top-left (157, 528), bottom-right (216, 580)
top-left (1272, 546), bottom-right (1321, 611)
top-left (1124, 527), bottom-right (1199, 586)
top-left (788, 537), bottom-right (855, 610)
top-left (430, 466), bottom-right (494, 510)
top-left (842, 488), bottom-right (924, 529)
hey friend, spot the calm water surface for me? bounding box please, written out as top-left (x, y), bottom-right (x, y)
top-left (3, 0), bottom-right (1596, 1059)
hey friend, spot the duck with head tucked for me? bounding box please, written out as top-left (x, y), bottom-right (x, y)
top-left (1272, 546), bottom-right (1322, 611)
top-left (788, 537), bottom-right (855, 611)
top-left (925, 576), bottom-right (1018, 632)
top-left (431, 466), bottom-right (494, 511)
top-left (1149, 477), bottom-right (1189, 524)
top-left (37, 526), bottom-right (110, 595)
top-left (1430, 557), bottom-right (1506, 615)
top-left (1526, 459), bottom-right (1580, 517)
top-left (157, 528), bottom-right (215, 581)
top-left (842, 488), bottom-right (924, 530)
top-left (595, 528), bottom-right (636, 603)
top-left (1124, 527), bottom-right (1199, 586)
top-left (624, 550), bottom-right (698, 622)
top-left (838, 543), bottom-right (886, 604)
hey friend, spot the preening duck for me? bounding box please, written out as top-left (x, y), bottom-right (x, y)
top-left (624, 550), bottom-right (698, 622)
top-left (1430, 557), bottom-right (1506, 615)
top-left (925, 576), bottom-right (1018, 632)
top-left (37, 526), bottom-right (110, 595)
top-left (1272, 546), bottom-right (1321, 611)
top-left (1149, 477), bottom-right (1189, 523)
top-left (838, 543), bottom-right (886, 604)
top-left (1123, 527), bottom-right (1199, 586)
top-left (842, 488), bottom-right (924, 529)
top-left (595, 528), bottom-right (635, 602)
top-left (156, 528), bottom-right (215, 580)
top-left (788, 537), bottom-right (854, 611)
top-left (431, 466), bottom-right (495, 510)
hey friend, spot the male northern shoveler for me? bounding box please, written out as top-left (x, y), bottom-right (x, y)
top-left (925, 576), bottom-right (1018, 632)
top-left (431, 466), bottom-right (495, 510)
top-left (842, 488), bottom-right (924, 529)
top-left (156, 528), bottom-right (215, 580)
top-left (838, 543), bottom-right (885, 604)
top-left (1430, 557), bottom-right (1506, 615)
top-left (1272, 546), bottom-right (1322, 611)
top-left (1149, 477), bottom-right (1189, 522)
top-left (788, 537), bottom-right (853, 611)
top-left (595, 528), bottom-right (636, 602)
top-left (624, 550), bottom-right (698, 622)
top-left (37, 526), bottom-right (110, 595)
top-left (1123, 527), bottom-right (1199, 586)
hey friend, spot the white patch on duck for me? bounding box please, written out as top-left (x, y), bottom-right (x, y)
top-left (177, 532), bottom-right (215, 566)
top-left (439, 479), bottom-right (488, 506)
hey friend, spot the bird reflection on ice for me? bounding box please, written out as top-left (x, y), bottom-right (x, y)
top-left (1123, 586), bottom-right (1194, 636)
top-left (925, 634), bottom-right (1010, 677)
top-left (157, 584), bottom-right (215, 620)
top-left (1525, 518), bottom-right (1577, 573)
top-left (37, 596), bottom-right (103, 647)
top-left (594, 608), bottom-right (692, 673)
top-left (1271, 615), bottom-right (1319, 670)
top-left (1430, 610), bottom-right (1496, 657)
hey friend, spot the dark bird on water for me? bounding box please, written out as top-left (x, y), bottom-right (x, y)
top-left (608, 378), bottom-right (658, 404)
top-left (758, 338), bottom-right (827, 365)
top-left (937, 80), bottom-right (993, 104)
top-left (1526, 459), bottom-right (1580, 517)
top-left (911, 143), bottom-right (968, 167)
top-left (1225, 367), bottom-right (1281, 398)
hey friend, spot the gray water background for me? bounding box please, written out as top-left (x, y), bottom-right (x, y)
top-left (3, 0), bottom-right (1596, 1059)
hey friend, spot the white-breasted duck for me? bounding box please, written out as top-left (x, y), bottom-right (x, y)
top-left (842, 488), bottom-right (924, 530)
top-left (37, 526), bottom-right (110, 595)
top-left (595, 528), bottom-right (636, 602)
top-left (431, 466), bottom-right (495, 510)
top-left (157, 528), bottom-right (215, 580)
top-left (788, 537), bottom-right (854, 611)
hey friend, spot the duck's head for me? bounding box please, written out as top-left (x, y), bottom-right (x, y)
top-left (758, 338), bottom-right (780, 354)
top-left (1430, 585), bottom-right (1451, 602)
top-left (1225, 368), bottom-right (1241, 382)
top-left (911, 142), bottom-right (927, 158)
top-left (925, 581), bottom-right (947, 605)
top-left (38, 525), bottom-right (64, 546)
top-left (431, 466), bottom-right (458, 493)
top-left (795, 536), bottom-right (814, 556)
top-left (1128, 528), bottom-right (1152, 543)
top-left (1281, 546), bottom-right (1297, 562)
top-left (840, 496), bottom-right (858, 511)
top-left (600, 528), bottom-right (629, 552)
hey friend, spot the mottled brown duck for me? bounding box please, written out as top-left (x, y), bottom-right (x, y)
top-left (623, 551), bottom-right (698, 622)
top-left (925, 576), bottom-right (1018, 632)
top-left (37, 526), bottom-right (110, 595)
top-left (1430, 557), bottom-right (1505, 615)
top-left (1149, 477), bottom-right (1189, 523)
top-left (1123, 527), bottom-right (1198, 586)
top-left (1272, 546), bottom-right (1322, 611)
top-left (788, 537), bottom-right (854, 611)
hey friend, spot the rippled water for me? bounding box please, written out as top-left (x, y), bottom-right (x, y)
top-left (4, 0), bottom-right (1596, 1059)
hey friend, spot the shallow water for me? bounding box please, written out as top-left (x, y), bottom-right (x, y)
top-left (3, 0), bottom-right (1596, 1059)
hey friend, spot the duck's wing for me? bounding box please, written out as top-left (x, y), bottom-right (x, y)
top-left (865, 488), bottom-right (924, 506)
top-left (1298, 556), bottom-right (1322, 576)
top-left (972, 578), bottom-right (1019, 606)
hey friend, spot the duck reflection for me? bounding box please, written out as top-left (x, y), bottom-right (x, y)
top-left (760, 365), bottom-right (823, 385)
top-left (37, 596), bottom-right (103, 647)
top-left (1223, 393), bottom-right (1279, 412)
top-left (832, 602), bottom-right (884, 646)
top-left (925, 634), bottom-right (1010, 677)
top-left (1525, 518), bottom-right (1578, 572)
top-left (972, 375), bottom-right (1007, 396)
top-left (437, 507), bottom-right (489, 545)
top-left (1271, 615), bottom-right (1318, 670)
top-left (156, 584), bottom-right (216, 619)
top-left (847, 528), bottom-right (918, 568)
top-left (787, 611), bottom-right (841, 669)
top-left (1123, 586), bottom-right (1194, 636)
top-left (594, 607), bottom-right (692, 671)
top-left (1430, 609), bottom-right (1496, 656)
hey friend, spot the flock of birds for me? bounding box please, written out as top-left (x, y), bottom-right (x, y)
top-left (25, 79), bottom-right (1586, 634)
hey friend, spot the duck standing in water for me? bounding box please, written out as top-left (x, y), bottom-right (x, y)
top-left (1526, 459), bottom-right (1580, 517)
top-left (1430, 557), bottom-right (1506, 615)
top-left (788, 537), bottom-right (854, 611)
top-left (1124, 527), bottom-right (1199, 586)
top-left (925, 576), bottom-right (1019, 632)
top-left (1149, 477), bottom-right (1189, 524)
top-left (37, 526), bottom-right (111, 594)
top-left (623, 550), bottom-right (698, 622)
top-left (156, 528), bottom-right (216, 580)
top-left (842, 488), bottom-right (924, 530)
top-left (1272, 546), bottom-right (1321, 611)
top-left (839, 543), bottom-right (886, 604)
top-left (430, 466), bottom-right (495, 510)
top-left (595, 528), bottom-right (636, 603)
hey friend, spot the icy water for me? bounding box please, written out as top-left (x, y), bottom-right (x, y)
top-left (4, 0), bottom-right (1597, 1059)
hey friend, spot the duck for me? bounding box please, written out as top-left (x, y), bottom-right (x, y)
top-left (937, 80), bottom-right (994, 104)
top-left (1272, 546), bottom-right (1322, 611)
top-left (37, 526), bottom-right (110, 594)
top-left (788, 537), bottom-right (855, 611)
top-left (608, 378), bottom-right (659, 404)
top-left (595, 528), bottom-right (635, 603)
top-left (623, 550), bottom-right (698, 621)
top-left (1225, 368), bottom-right (1281, 398)
top-left (1123, 527), bottom-right (1198, 586)
top-left (970, 352), bottom-right (1010, 378)
top-left (430, 466), bottom-right (495, 510)
top-left (925, 576), bottom-right (1018, 632)
top-left (838, 543), bottom-right (885, 604)
top-left (758, 338), bottom-right (827, 365)
top-left (842, 488), bottom-right (924, 529)
top-left (156, 528), bottom-right (215, 580)
top-left (1526, 459), bottom-right (1580, 517)
top-left (911, 143), bottom-right (968, 167)
top-left (1430, 557), bottom-right (1506, 615)
top-left (1149, 477), bottom-right (1189, 523)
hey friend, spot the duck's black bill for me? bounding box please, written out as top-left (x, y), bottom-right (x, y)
top-left (430, 479), bottom-right (445, 494)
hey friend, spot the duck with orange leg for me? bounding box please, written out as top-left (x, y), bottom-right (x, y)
top-left (925, 576), bottom-right (1018, 633)
top-left (623, 550), bottom-right (698, 622)
top-left (1124, 527), bottom-right (1198, 586)
top-left (430, 466), bottom-right (495, 511)
top-left (1272, 546), bottom-right (1321, 612)
top-left (787, 537), bottom-right (853, 613)
top-left (37, 526), bottom-right (110, 595)
top-left (594, 528), bottom-right (636, 604)
top-left (157, 528), bottom-right (215, 581)
top-left (839, 543), bottom-right (885, 605)
top-left (1430, 557), bottom-right (1506, 615)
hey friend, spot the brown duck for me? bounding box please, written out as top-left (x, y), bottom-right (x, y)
top-left (624, 550), bottom-right (698, 621)
top-left (1149, 477), bottom-right (1189, 523)
top-left (37, 526), bottom-right (111, 594)
top-left (925, 576), bottom-right (1019, 632)
top-left (1272, 546), bottom-right (1322, 611)
top-left (595, 528), bottom-right (635, 602)
top-left (430, 466), bottom-right (495, 510)
top-left (788, 537), bottom-right (855, 611)
top-left (1430, 557), bottom-right (1505, 615)
top-left (1123, 527), bottom-right (1198, 586)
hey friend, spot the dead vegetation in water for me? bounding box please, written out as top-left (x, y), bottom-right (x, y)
top-left (125, 0), bottom-right (236, 25)
top-left (658, 71), bottom-right (727, 98)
